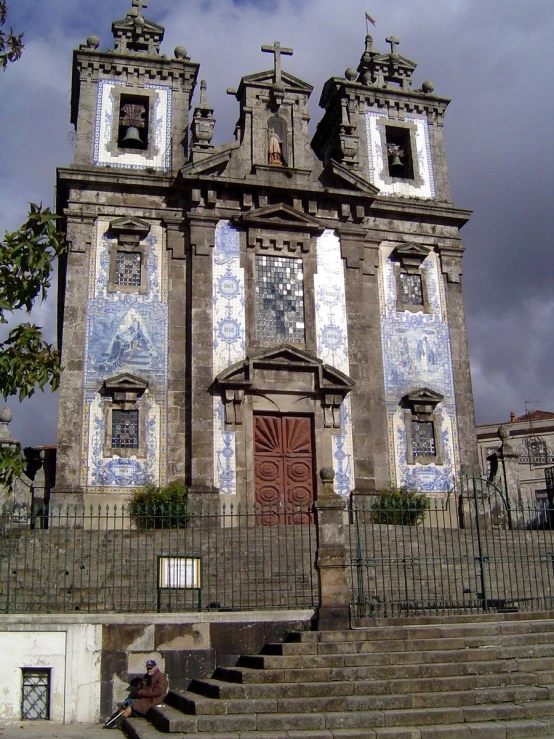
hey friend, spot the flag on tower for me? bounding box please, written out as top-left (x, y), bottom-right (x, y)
top-left (365, 11), bottom-right (376, 27)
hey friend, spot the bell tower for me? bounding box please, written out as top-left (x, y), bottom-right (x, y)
top-left (53, 1), bottom-right (198, 507)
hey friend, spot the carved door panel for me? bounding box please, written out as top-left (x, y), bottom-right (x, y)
top-left (254, 414), bottom-right (314, 525)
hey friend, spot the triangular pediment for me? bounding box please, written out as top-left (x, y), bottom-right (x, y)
top-left (405, 387), bottom-right (444, 405)
top-left (102, 373), bottom-right (149, 394)
top-left (109, 216), bottom-right (151, 236)
top-left (216, 345), bottom-right (354, 394)
top-left (394, 242), bottom-right (431, 259)
top-left (238, 70), bottom-right (313, 94)
top-left (374, 53), bottom-right (417, 70)
top-left (323, 160), bottom-right (380, 196)
top-left (181, 142), bottom-right (238, 177)
top-left (236, 203), bottom-right (324, 234)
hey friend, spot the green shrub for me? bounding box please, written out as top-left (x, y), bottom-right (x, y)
top-left (370, 486), bottom-right (430, 526)
top-left (127, 481), bottom-right (188, 529)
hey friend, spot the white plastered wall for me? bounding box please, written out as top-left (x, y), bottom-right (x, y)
top-left (0, 624), bottom-right (102, 723)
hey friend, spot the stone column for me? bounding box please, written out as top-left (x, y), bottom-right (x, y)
top-left (314, 467), bottom-right (351, 630)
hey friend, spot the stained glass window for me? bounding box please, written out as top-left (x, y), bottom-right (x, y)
top-left (112, 410), bottom-right (139, 449)
top-left (115, 252), bottom-right (141, 286)
top-left (21, 669), bottom-right (50, 720)
top-left (412, 421), bottom-right (436, 457)
top-left (256, 256), bottom-right (305, 343)
top-left (400, 273), bottom-right (424, 306)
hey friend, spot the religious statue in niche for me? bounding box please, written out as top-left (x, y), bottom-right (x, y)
top-left (267, 115), bottom-right (287, 166)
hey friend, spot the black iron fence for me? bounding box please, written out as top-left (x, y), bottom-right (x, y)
top-left (348, 477), bottom-right (554, 619)
top-left (0, 502), bottom-right (317, 614)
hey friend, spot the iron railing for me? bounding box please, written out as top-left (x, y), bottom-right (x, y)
top-left (0, 502), bottom-right (317, 614)
top-left (348, 477), bottom-right (554, 619)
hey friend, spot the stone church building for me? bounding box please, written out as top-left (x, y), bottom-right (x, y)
top-left (53, 0), bottom-right (477, 510)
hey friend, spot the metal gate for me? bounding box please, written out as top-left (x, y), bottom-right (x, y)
top-left (349, 476), bottom-right (554, 619)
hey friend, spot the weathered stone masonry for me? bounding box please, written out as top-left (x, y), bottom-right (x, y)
top-left (53, 2), bottom-right (477, 510)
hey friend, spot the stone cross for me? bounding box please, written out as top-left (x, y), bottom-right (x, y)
top-left (261, 41), bottom-right (293, 83)
top-left (131, 0), bottom-right (148, 14)
top-left (386, 35), bottom-right (400, 54)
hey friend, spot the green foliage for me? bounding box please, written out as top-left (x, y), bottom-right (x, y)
top-left (0, 204), bottom-right (65, 488)
top-left (127, 481), bottom-right (189, 529)
top-left (0, 1), bottom-right (23, 69)
top-left (0, 444), bottom-right (24, 491)
top-left (370, 486), bottom-right (430, 526)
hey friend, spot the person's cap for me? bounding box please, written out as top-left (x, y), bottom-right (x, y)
top-left (145, 660), bottom-right (156, 668)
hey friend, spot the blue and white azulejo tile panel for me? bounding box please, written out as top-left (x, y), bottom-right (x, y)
top-left (379, 244), bottom-right (459, 493)
top-left (365, 112), bottom-right (436, 199)
top-left (314, 230), bottom-right (355, 495)
top-left (212, 221), bottom-right (246, 494)
top-left (83, 219), bottom-right (168, 489)
top-left (93, 80), bottom-right (172, 171)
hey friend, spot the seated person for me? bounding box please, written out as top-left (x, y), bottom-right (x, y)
top-left (105, 660), bottom-right (168, 729)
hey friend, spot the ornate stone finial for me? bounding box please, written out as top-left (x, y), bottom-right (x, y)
top-left (191, 80), bottom-right (216, 156)
top-left (421, 80), bottom-right (435, 94)
top-left (0, 406), bottom-right (15, 443)
top-left (86, 35), bottom-right (100, 49)
top-left (319, 467), bottom-right (335, 483)
top-left (345, 67), bottom-right (357, 81)
top-left (497, 425), bottom-right (515, 455)
top-left (199, 79), bottom-right (208, 108)
top-left (261, 41), bottom-right (293, 84)
top-left (174, 45), bottom-right (188, 59)
top-left (386, 35), bottom-right (400, 55)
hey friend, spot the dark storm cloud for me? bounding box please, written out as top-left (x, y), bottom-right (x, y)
top-left (1, 0), bottom-right (552, 447)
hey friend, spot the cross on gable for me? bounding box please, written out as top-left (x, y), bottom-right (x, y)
top-left (131, 0), bottom-right (148, 14)
top-left (261, 41), bottom-right (293, 83)
top-left (386, 35), bottom-right (400, 54)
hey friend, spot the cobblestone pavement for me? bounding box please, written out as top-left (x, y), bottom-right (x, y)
top-left (0, 723), bottom-right (114, 739)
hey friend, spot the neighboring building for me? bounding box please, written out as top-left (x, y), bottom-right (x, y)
top-left (53, 1), bottom-right (477, 510)
top-left (477, 410), bottom-right (554, 509)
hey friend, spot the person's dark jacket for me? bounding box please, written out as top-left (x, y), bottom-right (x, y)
top-left (132, 668), bottom-right (168, 715)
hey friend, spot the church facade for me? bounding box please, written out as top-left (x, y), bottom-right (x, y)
top-left (53, 1), bottom-right (477, 510)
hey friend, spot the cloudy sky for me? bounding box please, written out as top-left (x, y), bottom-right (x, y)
top-left (1, 0), bottom-right (553, 447)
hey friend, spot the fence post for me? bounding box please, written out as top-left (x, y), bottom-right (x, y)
top-left (314, 467), bottom-right (351, 630)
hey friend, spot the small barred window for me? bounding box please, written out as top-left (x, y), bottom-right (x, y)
top-left (400, 273), bottom-right (424, 306)
top-left (21, 669), bottom-right (50, 720)
top-left (412, 421), bottom-right (436, 458)
top-left (115, 252), bottom-right (141, 286)
top-left (112, 410), bottom-right (139, 449)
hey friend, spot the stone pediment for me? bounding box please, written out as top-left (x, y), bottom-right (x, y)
top-left (216, 346), bottom-right (353, 428)
top-left (109, 216), bottom-right (151, 236)
top-left (238, 70), bottom-right (313, 94)
top-left (181, 142), bottom-right (238, 177)
top-left (236, 204), bottom-right (324, 234)
top-left (112, 17), bottom-right (165, 35)
top-left (391, 242), bottom-right (432, 271)
top-left (323, 160), bottom-right (380, 196)
top-left (403, 387), bottom-right (443, 418)
top-left (102, 373), bottom-right (149, 397)
top-left (216, 345), bottom-right (354, 393)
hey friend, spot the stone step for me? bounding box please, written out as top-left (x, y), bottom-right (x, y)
top-left (268, 631), bottom-right (554, 656)
top-left (186, 671), bottom-right (548, 703)
top-left (122, 712), bottom-right (554, 737)
top-left (215, 655), bottom-right (554, 687)
top-left (293, 620), bottom-right (554, 644)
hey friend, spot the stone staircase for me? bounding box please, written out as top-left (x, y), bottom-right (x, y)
top-left (123, 615), bottom-right (554, 739)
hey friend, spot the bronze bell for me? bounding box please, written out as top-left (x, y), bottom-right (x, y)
top-left (390, 154), bottom-right (404, 172)
top-left (120, 126), bottom-right (143, 148)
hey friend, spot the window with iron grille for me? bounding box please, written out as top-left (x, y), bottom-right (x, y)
top-left (112, 410), bottom-right (139, 449)
top-left (21, 668), bottom-right (50, 720)
top-left (400, 273), bottom-right (424, 306)
top-left (412, 421), bottom-right (436, 458)
top-left (115, 251), bottom-right (142, 286)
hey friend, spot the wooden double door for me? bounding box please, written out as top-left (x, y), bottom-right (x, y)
top-left (254, 414), bottom-right (315, 525)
